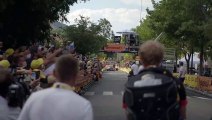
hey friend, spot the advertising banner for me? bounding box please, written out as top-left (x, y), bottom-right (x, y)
top-left (198, 76), bottom-right (212, 92)
top-left (104, 43), bottom-right (126, 52)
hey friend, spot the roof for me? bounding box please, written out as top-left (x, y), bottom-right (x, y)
top-left (116, 30), bottom-right (138, 35)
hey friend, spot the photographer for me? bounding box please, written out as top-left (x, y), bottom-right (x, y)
top-left (0, 67), bottom-right (21, 120)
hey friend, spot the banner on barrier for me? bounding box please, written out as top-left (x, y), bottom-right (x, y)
top-left (172, 73), bottom-right (212, 92)
top-left (198, 76), bottom-right (212, 92)
top-left (184, 75), bottom-right (198, 88)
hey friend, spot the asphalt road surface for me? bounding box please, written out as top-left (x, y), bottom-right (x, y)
top-left (84, 71), bottom-right (212, 120)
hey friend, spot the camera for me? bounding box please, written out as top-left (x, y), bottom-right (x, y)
top-left (9, 74), bottom-right (31, 108)
top-left (7, 83), bottom-right (26, 108)
top-left (31, 71), bottom-right (40, 80)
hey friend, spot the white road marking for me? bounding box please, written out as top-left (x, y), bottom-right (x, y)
top-left (195, 96), bottom-right (212, 100)
top-left (104, 72), bottom-right (127, 75)
top-left (103, 91), bottom-right (113, 96)
top-left (188, 96), bottom-right (212, 100)
top-left (84, 92), bottom-right (95, 96)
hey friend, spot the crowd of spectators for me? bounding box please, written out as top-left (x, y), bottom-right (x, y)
top-left (0, 41), bottom-right (102, 120)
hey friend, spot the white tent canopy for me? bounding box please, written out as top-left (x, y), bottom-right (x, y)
top-left (178, 53), bottom-right (200, 68)
top-left (178, 53), bottom-right (212, 69)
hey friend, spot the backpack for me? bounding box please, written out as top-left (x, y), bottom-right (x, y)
top-left (123, 68), bottom-right (180, 120)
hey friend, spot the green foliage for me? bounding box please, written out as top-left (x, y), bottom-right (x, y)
top-left (135, 0), bottom-right (212, 74)
top-left (136, 0), bottom-right (212, 73)
top-left (98, 18), bottom-right (112, 39)
top-left (0, 0), bottom-right (86, 48)
top-left (97, 52), bottom-right (107, 60)
top-left (64, 16), bottom-right (112, 55)
top-left (205, 19), bottom-right (212, 40)
top-left (135, 18), bottom-right (157, 41)
top-left (121, 35), bottom-right (126, 44)
top-left (124, 53), bottom-right (133, 61)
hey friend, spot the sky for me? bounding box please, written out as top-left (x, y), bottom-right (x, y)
top-left (66, 0), bottom-right (156, 33)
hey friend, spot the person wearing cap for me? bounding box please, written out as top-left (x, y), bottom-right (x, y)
top-left (18, 54), bottom-right (93, 120)
top-left (30, 48), bottom-right (62, 75)
top-left (33, 63), bottom-right (56, 89)
top-left (31, 58), bottom-right (45, 70)
top-left (30, 58), bottom-right (46, 90)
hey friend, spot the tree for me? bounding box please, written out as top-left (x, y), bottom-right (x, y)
top-left (182, 0), bottom-right (212, 75)
top-left (135, 17), bottom-right (157, 41)
top-left (64, 16), bottom-right (111, 55)
top-left (97, 52), bottom-right (107, 60)
top-left (124, 53), bottom-right (133, 61)
top-left (135, 0), bottom-right (212, 74)
top-left (0, 0), bottom-right (87, 48)
top-left (135, 0), bottom-right (193, 72)
top-left (205, 19), bottom-right (212, 40)
top-left (98, 18), bottom-right (113, 39)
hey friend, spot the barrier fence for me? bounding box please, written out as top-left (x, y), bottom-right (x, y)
top-left (173, 74), bottom-right (212, 93)
top-left (119, 67), bottom-right (131, 73)
top-left (120, 68), bottom-right (212, 93)
top-left (73, 68), bottom-right (102, 94)
top-left (197, 76), bottom-right (212, 92)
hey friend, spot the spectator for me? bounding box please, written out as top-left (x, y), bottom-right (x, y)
top-left (0, 67), bottom-right (21, 120)
top-left (18, 55), bottom-right (93, 120)
top-left (130, 61), bottom-right (139, 75)
top-left (13, 55), bottom-right (27, 69)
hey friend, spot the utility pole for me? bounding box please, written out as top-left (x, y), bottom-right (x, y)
top-left (140, 0), bottom-right (142, 23)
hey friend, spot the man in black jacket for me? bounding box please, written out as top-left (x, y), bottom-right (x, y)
top-left (123, 41), bottom-right (187, 120)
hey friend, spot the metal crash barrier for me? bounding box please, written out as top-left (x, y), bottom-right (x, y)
top-left (74, 69), bottom-right (102, 94)
top-left (120, 68), bottom-right (212, 93)
top-left (173, 74), bottom-right (212, 93)
top-left (197, 76), bottom-right (212, 92)
top-left (184, 75), bottom-right (199, 88)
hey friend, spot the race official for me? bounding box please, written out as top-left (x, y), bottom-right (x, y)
top-left (123, 41), bottom-right (187, 120)
top-left (138, 41), bottom-right (187, 119)
top-left (18, 55), bottom-right (93, 120)
top-left (179, 62), bottom-right (186, 83)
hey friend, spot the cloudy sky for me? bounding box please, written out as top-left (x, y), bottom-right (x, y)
top-left (66, 0), bottom-right (156, 33)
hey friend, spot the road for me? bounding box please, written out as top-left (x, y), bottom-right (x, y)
top-left (84, 71), bottom-right (212, 120)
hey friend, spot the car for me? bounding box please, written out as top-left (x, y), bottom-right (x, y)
top-left (105, 65), bottom-right (115, 71)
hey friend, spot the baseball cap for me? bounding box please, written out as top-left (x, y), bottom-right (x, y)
top-left (5, 48), bottom-right (14, 57)
top-left (31, 58), bottom-right (44, 69)
top-left (0, 60), bottom-right (10, 69)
